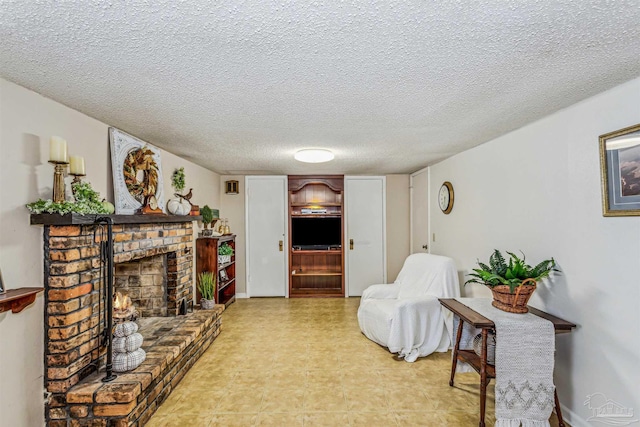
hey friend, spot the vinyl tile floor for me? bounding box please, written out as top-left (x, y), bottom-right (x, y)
top-left (147, 298), bottom-right (566, 426)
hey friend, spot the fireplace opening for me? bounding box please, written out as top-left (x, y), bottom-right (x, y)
top-left (114, 254), bottom-right (168, 317)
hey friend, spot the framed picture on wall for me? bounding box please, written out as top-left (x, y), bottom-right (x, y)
top-left (599, 123), bottom-right (640, 216)
top-left (109, 127), bottom-right (166, 215)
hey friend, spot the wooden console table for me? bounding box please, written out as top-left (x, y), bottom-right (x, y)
top-left (439, 298), bottom-right (576, 427)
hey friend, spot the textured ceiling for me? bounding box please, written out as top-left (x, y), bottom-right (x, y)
top-left (1, 1), bottom-right (639, 175)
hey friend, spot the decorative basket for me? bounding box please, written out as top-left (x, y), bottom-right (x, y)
top-left (218, 254), bottom-right (231, 265)
top-left (491, 278), bottom-right (537, 314)
top-left (473, 331), bottom-right (496, 364)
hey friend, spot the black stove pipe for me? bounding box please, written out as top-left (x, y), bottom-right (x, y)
top-left (96, 216), bottom-right (117, 383)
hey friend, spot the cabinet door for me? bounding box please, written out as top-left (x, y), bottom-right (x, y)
top-left (245, 176), bottom-right (288, 297)
top-left (345, 176), bottom-right (386, 296)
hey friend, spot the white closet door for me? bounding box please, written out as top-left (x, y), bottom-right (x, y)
top-left (245, 176), bottom-right (288, 297)
top-left (410, 168), bottom-right (430, 253)
top-left (345, 176), bottom-right (386, 296)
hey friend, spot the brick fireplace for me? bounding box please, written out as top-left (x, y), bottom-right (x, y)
top-left (33, 214), bottom-right (224, 426)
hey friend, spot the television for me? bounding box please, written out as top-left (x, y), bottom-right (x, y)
top-left (291, 217), bottom-right (342, 249)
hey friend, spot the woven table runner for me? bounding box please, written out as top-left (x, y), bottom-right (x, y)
top-left (455, 298), bottom-right (556, 427)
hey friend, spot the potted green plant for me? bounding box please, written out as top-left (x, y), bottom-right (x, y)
top-left (197, 272), bottom-right (216, 309)
top-left (466, 250), bottom-right (556, 313)
top-left (218, 243), bottom-right (234, 265)
top-left (200, 205), bottom-right (215, 236)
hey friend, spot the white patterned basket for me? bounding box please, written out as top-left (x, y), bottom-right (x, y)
top-left (218, 254), bottom-right (231, 265)
top-left (113, 321), bottom-right (138, 337)
top-left (113, 332), bottom-right (144, 353)
top-left (113, 348), bottom-right (146, 372)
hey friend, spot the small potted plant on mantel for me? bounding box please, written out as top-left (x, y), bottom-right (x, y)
top-left (197, 272), bottom-right (216, 309)
top-left (200, 205), bottom-right (218, 237)
top-left (465, 250), bottom-right (556, 314)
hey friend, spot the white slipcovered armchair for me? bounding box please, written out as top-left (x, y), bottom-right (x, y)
top-left (357, 253), bottom-right (460, 362)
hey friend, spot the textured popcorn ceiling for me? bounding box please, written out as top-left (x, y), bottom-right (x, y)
top-left (1, 1), bottom-right (639, 174)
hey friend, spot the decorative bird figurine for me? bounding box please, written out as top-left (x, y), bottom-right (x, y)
top-left (174, 188), bottom-right (194, 205)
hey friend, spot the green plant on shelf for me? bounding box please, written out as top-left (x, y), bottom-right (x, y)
top-left (465, 249), bottom-right (556, 294)
top-left (26, 181), bottom-right (109, 215)
top-left (197, 272), bottom-right (216, 301)
top-left (218, 243), bottom-right (234, 256)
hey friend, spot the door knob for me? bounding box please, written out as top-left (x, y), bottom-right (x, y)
top-left (350, 239), bottom-right (354, 250)
top-left (279, 240), bottom-right (283, 251)
top-left (422, 244), bottom-right (428, 250)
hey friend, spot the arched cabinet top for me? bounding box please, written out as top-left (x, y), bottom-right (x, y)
top-left (288, 175), bottom-right (344, 212)
top-left (288, 175), bottom-right (344, 193)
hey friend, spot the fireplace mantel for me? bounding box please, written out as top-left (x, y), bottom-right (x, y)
top-left (31, 213), bottom-right (201, 226)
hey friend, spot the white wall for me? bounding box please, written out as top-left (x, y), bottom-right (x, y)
top-left (386, 175), bottom-right (410, 281)
top-left (0, 78), bottom-right (220, 427)
top-left (429, 77), bottom-right (640, 426)
top-left (219, 175), bottom-right (246, 295)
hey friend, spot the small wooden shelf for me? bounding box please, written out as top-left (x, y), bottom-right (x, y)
top-left (292, 271), bottom-right (342, 276)
top-left (291, 249), bottom-right (342, 254)
top-left (218, 278), bottom-right (235, 292)
top-left (457, 350), bottom-right (496, 378)
top-left (219, 261), bottom-right (235, 269)
top-left (196, 235), bottom-right (236, 307)
top-left (290, 288), bottom-right (344, 297)
top-left (290, 202), bottom-right (342, 207)
top-left (290, 214), bottom-right (341, 218)
top-left (0, 287), bottom-right (44, 314)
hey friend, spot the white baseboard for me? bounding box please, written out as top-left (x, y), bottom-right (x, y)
top-left (235, 293), bottom-right (248, 299)
top-left (559, 404), bottom-right (590, 427)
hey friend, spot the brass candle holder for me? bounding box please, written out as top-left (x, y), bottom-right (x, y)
top-left (71, 173), bottom-right (86, 185)
top-left (49, 160), bottom-right (69, 203)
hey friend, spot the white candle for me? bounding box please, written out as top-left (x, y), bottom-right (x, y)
top-left (49, 136), bottom-right (68, 162)
top-left (69, 156), bottom-right (85, 175)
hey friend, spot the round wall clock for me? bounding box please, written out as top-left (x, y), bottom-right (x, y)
top-left (438, 181), bottom-right (454, 214)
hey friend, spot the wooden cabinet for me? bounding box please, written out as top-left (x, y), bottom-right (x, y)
top-left (288, 176), bottom-right (344, 297)
top-left (290, 249), bottom-right (343, 295)
top-left (196, 235), bottom-right (236, 307)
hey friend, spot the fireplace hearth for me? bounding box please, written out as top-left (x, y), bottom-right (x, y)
top-left (33, 214), bottom-right (224, 426)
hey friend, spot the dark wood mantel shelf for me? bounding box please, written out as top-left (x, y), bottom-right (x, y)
top-left (31, 213), bottom-right (202, 226)
top-left (0, 288), bottom-right (44, 314)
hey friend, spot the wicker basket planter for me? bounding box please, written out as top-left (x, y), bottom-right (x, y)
top-left (490, 278), bottom-right (537, 314)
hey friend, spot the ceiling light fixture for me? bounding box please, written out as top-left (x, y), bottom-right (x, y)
top-left (294, 149), bottom-right (335, 163)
